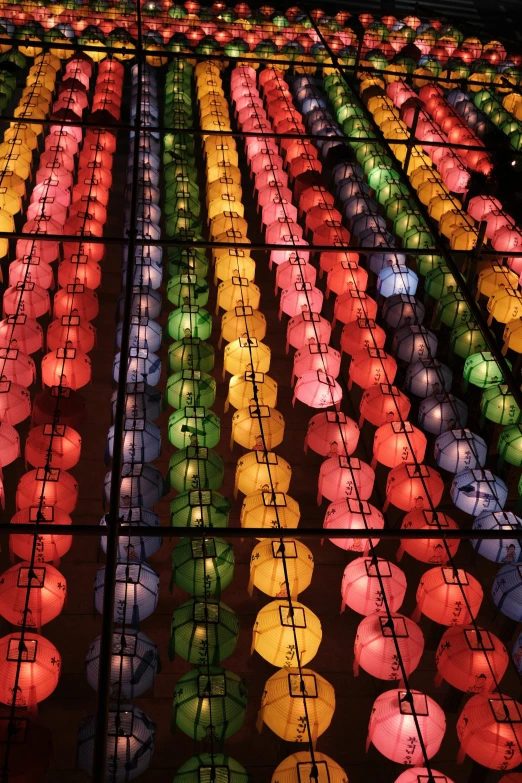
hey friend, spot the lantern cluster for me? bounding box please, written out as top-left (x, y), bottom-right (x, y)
top-left (78, 61), bottom-right (158, 782)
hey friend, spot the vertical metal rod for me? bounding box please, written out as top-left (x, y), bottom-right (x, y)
top-left (91, 3), bottom-right (143, 777)
top-left (404, 104), bottom-right (421, 178)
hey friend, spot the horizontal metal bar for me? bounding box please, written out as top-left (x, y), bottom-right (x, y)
top-left (1, 522), bottom-right (520, 539)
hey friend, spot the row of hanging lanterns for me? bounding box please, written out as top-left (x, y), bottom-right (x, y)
top-left (78, 60), bottom-right (158, 781)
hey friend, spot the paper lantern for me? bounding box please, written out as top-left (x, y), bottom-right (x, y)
top-left (377, 265), bottom-right (419, 297)
top-left (418, 394), bottom-right (468, 434)
top-left (253, 599), bottom-right (321, 668)
top-left (414, 566), bottom-right (483, 626)
top-left (249, 538), bottom-right (313, 599)
top-left (286, 311), bottom-right (332, 351)
top-left (354, 612), bottom-right (424, 679)
top-left (372, 422), bottom-right (427, 469)
top-left (271, 752), bottom-right (348, 783)
top-left (0, 559), bottom-right (66, 631)
top-left (168, 407), bottom-right (220, 450)
top-left (472, 511), bottom-right (522, 563)
top-left (170, 490), bottom-right (231, 531)
top-left (85, 629), bottom-right (160, 698)
top-left (348, 348), bottom-right (397, 390)
top-left (292, 343), bottom-right (341, 383)
top-left (16, 468), bottom-right (78, 513)
top-left (435, 428), bottom-right (487, 472)
top-left (173, 666), bottom-right (247, 741)
top-left (258, 667), bottom-right (335, 743)
top-left (359, 384), bottom-right (411, 428)
top-left (174, 754), bottom-right (248, 783)
top-left (463, 352), bottom-right (508, 390)
top-left (231, 405), bottom-right (285, 450)
top-left (42, 347), bottom-right (91, 390)
top-left (114, 383), bottom-right (162, 423)
top-left (451, 469), bottom-right (508, 516)
top-left (9, 505), bottom-right (72, 564)
top-left (304, 411), bottom-right (359, 457)
top-left (100, 507), bottom-right (162, 563)
top-left (166, 370), bottom-right (216, 411)
top-left (384, 463), bottom-right (444, 512)
top-left (223, 336), bottom-right (271, 377)
top-left (220, 308), bottom-right (266, 345)
top-left (171, 537), bottom-right (235, 597)
top-left (168, 445), bottom-right (224, 493)
top-left (498, 425), bottom-right (522, 468)
top-left (456, 694), bottom-right (522, 770)
top-left (24, 423), bottom-right (81, 470)
top-left (104, 462), bottom-right (164, 509)
top-left (367, 690), bottom-right (446, 764)
top-left (382, 294), bottom-right (425, 328)
top-left (32, 387), bottom-right (86, 431)
top-left (94, 562), bottom-right (159, 624)
top-left (318, 457), bottom-right (375, 504)
top-left (169, 597), bottom-right (239, 664)
top-left (492, 563), bottom-right (522, 622)
top-left (240, 491), bottom-right (300, 536)
top-left (435, 625), bottom-right (508, 693)
top-left (293, 369), bottom-right (343, 410)
top-left (406, 358), bottom-right (452, 398)
top-left (77, 705), bottom-right (155, 783)
top-left (394, 769), bottom-right (455, 783)
top-left (398, 510), bottom-right (459, 564)
top-left (0, 633), bottom-right (61, 705)
top-left (235, 451), bottom-right (291, 498)
top-left (322, 497), bottom-right (384, 554)
top-left (0, 710), bottom-right (52, 782)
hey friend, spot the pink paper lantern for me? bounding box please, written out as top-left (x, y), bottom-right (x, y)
top-left (318, 456), bottom-right (375, 504)
top-left (341, 557), bottom-right (407, 615)
top-left (324, 498), bottom-right (384, 554)
top-left (457, 694), bottom-right (522, 770)
top-left (8, 256), bottom-right (54, 290)
top-left (0, 379), bottom-right (31, 426)
top-left (394, 769), bottom-right (455, 783)
top-left (413, 566), bottom-right (483, 626)
top-left (397, 510), bottom-right (460, 564)
top-left (293, 369), bottom-right (342, 409)
top-left (279, 283), bottom-right (324, 319)
top-left (367, 689), bottom-right (446, 764)
top-left (292, 343), bottom-right (340, 383)
top-left (0, 420), bottom-right (20, 468)
top-left (0, 348), bottom-right (36, 387)
top-left (275, 258), bottom-right (317, 291)
top-left (286, 311), bottom-right (331, 351)
top-left (304, 411), bottom-right (359, 457)
top-left (3, 283), bottom-right (50, 320)
top-left (384, 463), bottom-right (444, 512)
top-left (435, 625), bottom-right (508, 693)
top-left (52, 285), bottom-right (99, 322)
top-left (0, 316), bottom-right (43, 356)
top-left (354, 612), bottom-right (424, 679)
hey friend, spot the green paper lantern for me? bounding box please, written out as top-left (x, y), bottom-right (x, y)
top-left (168, 337), bottom-right (215, 373)
top-left (168, 407), bottom-right (221, 449)
top-left (173, 754), bottom-right (249, 783)
top-left (498, 424), bottom-right (522, 468)
top-left (167, 307), bottom-right (213, 342)
top-left (167, 369), bottom-right (217, 410)
top-left (168, 248), bottom-right (209, 279)
top-left (169, 445), bottom-right (224, 492)
top-left (403, 225), bottom-right (436, 250)
top-left (171, 537), bottom-right (235, 597)
top-left (450, 320), bottom-right (487, 359)
top-left (434, 292), bottom-right (472, 329)
top-left (377, 181), bottom-right (410, 206)
top-left (480, 385), bottom-right (522, 426)
top-left (169, 597), bottom-right (239, 664)
top-left (425, 265), bottom-right (460, 300)
top-left (384, 197), bottom-right (418, 221)
top-left (355, 142), bottom-right (387, 163)
top-left (164, 196), bottom-right (201, 219)
top-left (393, 210), bottom-right (426, 240)
top-left (366, 164), bottom-right (397, 191)
top-left (166, 213), bottom-right (202, 238)
top-left (168, 275), bottom-right (209, 308)
top-left (170, 490), bottom-right (231, 530)
top-left (416, 254), bottom-right (445, 278)
top-left (172, 666), bottom-right (247, 741)
top-left (463, 351), bottom-right (511, 390)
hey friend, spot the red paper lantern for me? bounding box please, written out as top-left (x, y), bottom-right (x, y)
top-left (359, 384), bottom-right (411, 428)
top-left (348, 348), bottom-right (397, 391)
top-left (384, 463), bottom-right (444, 512)
top-left (341, 557), bottom-right (406, 615)
top-left (10, 506), bottom-right (72, 564)
top-left (0, 562), bottom-right (66, 628)
top-left (341, 319), bottom-right (385, 357)
top-left (318, 456), bottom-right (375, 504)
top-left (435, 625), bottom-right (508, 693)
top-left (0, 316), bottom-right (43, 355)
top-left (0, 710), bottom-right (53, 782)
top-left (0, 420), bottom-right (20, 468)
top-left (292, 343), bottom-right (340, 383)
top-left (52, 286), bottom-right (99, 322)
top-left (372, 422), bottom-right (427, 469)
top-left (0, 380), bottom-right (31, 426)
top-left (16, 468), bottom-right (78, 514)
top-left (304, 411), bottom-right (359, 456)
top-left (413, 566), bottom-right (483, 626)
top-left (457, 694), bottom-right (522, 770)
top-left (0, 632), bottom-right (61, 706)
top-left (41, 347), bottom-right (91, 390)
top-left (25, 424), bottom-right (81, 470)
top-left (354, 612), bottom-right (424, 679)
top-left (367, 689), bottom-right (446, 764)
top-left (398, 510), bottom-right (460, 564)
top-left (31, 387), bottom-right (86, 430)
top-left (286, 312), bottom-right (331, 351)
top-left (46, 317), bottom-right (96, 353)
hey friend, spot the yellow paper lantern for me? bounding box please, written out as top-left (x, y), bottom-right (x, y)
top-left (410, 165), bottom-right (438, 191)
top-left (235, 450), bottom-right (291, 497)
top-left (487, 288), bottom-right (522, 325)
top-left (223, 336), bottom-right (271, 377)
top-left (206, 148), bottom-right (239, 171)
top-left (503, 318), bottom-right (522, 355)
top-left (428, 194), bottom-right (463, 222)
top-left (231, 405), bottom-right (285, 450)
top-left (418, 178), bottom-right (449, 206)
top-left (257, 668), bottom-right (335, 744)
top-left (225, 370), bottom-right (277, 411)
top-left (241, 491), bottom-right (300, 538)
top-left (207, 178), bottom-right (243, 208)
top-left (204, 137), bottom-right (235, 159)
top-left (210, 213), bottom-right (249, 239)
top-left (252, 600), bottom-right (322, 668)
top-left (249, 538), bottom-right (314, 599)
top-left (215, 252), bottom-right (256, 284)
top-left (439, 209), bottom-right (473, 240)
top-left (208, 196), bottom-right (245, 222)
top-left (478, 264), bottom-right (518, 299)
top-left (220, 307), bottom-right (266, 345)
top-left (271, 752), bottom-right (348, 783)
top-left (450, 224), bottom-right (480, 251)
top-left (217, 277), bottom-right (261, 312)
top-left (3, 124), bottom-right (38, 152)
top-left (0, 186), bottom-right (21, 216)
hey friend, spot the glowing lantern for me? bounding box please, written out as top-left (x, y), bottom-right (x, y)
top-left (168, 444), bottom-right (224, 493)
top-left (105, 462), bottom-right (164, 509)
top-left (0, 419), bottom-right (19, 469)
top-left (169, 489), bottom-right (231, 532)
top-left (472, 511), bottom-right (522, 563)
top-left (463, 352), bottom-right (508, 390)
top-left (9, 506), bottom-right (72, 564)
top-left (451, 469), bottom-right (508, 516)
top-left (168, 407), bottom-right (220, 450)
top-left (32, 387), bottom-right (86, 431)
top-left (3, 282), bottom-right (50, 321)
top-left (435, 625), bottom-right (508, 693)
top-left (359, 384), bottom-right (411, 428)
top-left (95, 561), bottom-right (159, 625)
top-left (47, 317), bottom-right (96, 354)
top-left (341, 319), bottom-right (385, 357)
top-left (384, 463), bottom-right (444, 512)
top-left (169, 597), bottom-right (239, 664)
top-left (456, 694), bottom-right (522, 769)
top-left (231, 405), bottom-right (285, 450)
top-left (86, 629), bottom-right (160, 698)
top-left (220, 307), bottom-right (266, 345)
top-left (167, 305), bottom-right (212, 342)
top-left (173, 666), bottom-right (247, 741)
top-left (171, 537), bottom-right (234, 598)
top-left (377, 265), bottom-right (418, 297)
top-left (398, 510), bottom-right (459, 564)
top-left (367, 689), bottom-right (446, 764)
top-left (249, 538), bottom-right (313, 599)
top-left (354, 612), bottom-right (424, 679)
top-left (318, 456), bottom-right (375, 504)
top-left (42, 347), bottom-right (91, 390)
top-left (406, 358), bottom-right (453, 398)
top-left (341, 557), bottom-right (406, 615)
top-left (435, 428), bottom-right (487, 472)
top-left (279, 283), bottom-right (324, 319)
top-left (304, 411), bottom-right (359, 457)
top-left (240, 491), bottom-right (300, 536)
top-left (258, 667), bottom-right (335, 743)
top-left (382, 294), bottom-right (425, 328)
top-left (498, 425), bottom-right (522, 468)
top-left (323, 498), bottom-right (384, 554)
top-left (293, 370), bottom-right (342, 410)
top-left (0, 315), bottom-right (43, 356)
top-left (418, 393), bottom-right (468, 434)
top-left (167, 370), bottom-right (216, 411)
top-left (16, 468), bottom-right (78, 513)
top-left (168, 337), bottom-right (215, 374)
top-left (252, 599), bottom-right (321, 668)
top-left (287, 312), bottom-right (331, 351)
top-left (235, 451), bottom-right (291, 498)
top-left (0, 633), bottom-right (61, 706)
top-left (226, 371), bottom-right (277, 412)
top-left (271, 752), bottom-right (347, 783)
top-left (0, 561), bottom-right (65, 629)
top-left (492, 563), bottom-right (522, 622)
top-left (174, 754), bottom-right (248, 783)
top-left (223, 336), bottom-right (271, 377)
top-left (372, 421), bottom-right (426, 469)
top-left (77, 705), bottom-right (155, 783)
top-left (414, 566), bottom-right (483, 625)
top-left (394, 770), bottom-right (455, 783)
top-left (292, 343), bottom-right (341, 382)
top-left (348, 348), bottom-right (397, 390)
top-left (25, 423), bottom-right (81, 470)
